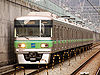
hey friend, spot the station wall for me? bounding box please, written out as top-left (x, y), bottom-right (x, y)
top-left (0, 0), bottom-right (44, 66)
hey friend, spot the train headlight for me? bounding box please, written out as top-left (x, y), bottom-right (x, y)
top-left (18, 43), bottom-right (26, 48)
top-left (41, 43), bottom-right (48, 48)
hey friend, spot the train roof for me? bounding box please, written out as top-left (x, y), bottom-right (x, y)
top-left (53, 17), bottom-right (91, 31)
top-left (16, 16), bottom-right (52, 20)
top-left (16, 12), bottom-right (57, 20)
top-left (15, 12), bottom-right (92, 31)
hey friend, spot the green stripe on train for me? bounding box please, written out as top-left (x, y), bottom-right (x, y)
top-left (14, 39), bottom-right (93, 49)
top-left (14, 40), bottom-right (53, 49)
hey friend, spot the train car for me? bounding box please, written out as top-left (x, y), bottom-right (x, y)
top-left (93, 31), bottom-right (100, 42)
top-left (14, 12), bottom-right (93, 64)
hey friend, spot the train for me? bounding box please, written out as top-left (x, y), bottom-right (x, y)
top-left (14, 12), bottom-right (100, 64)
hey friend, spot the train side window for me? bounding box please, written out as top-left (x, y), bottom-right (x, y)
top-left (57, 26), bottom-right (59, 40)
top-left (71, 28), bottom-right (73, 39)
top-left (76, 30), bottom-right (77, 39)
top-left (78, 30), bottom-right (80, 39)
top-left (74, 29), bottom-right (75, 39)
top-left (71, 29), bottom-right (72, 39)
top-left (70, 28), bottom-right (72, 40)
top-left (65, 27), bottom-right (67, 40)
top-left (53, 25), bottom-right (56, 40)
top-left (61, 26), bottom-right (63, 40)
top-left (59, 27), bottom-right (63, 40)
top-left (69, 28), bottom-right (71, 39)
top-left (66, 28), bottom-right (68, 40)
top-left (79, 30), bottom-right (81, 39)
top-left (69, 28), bottom-right (71, 40)
top-left (73, 29), bottom-right (75, 39)
top-left (73, 29), bottom-right (74, 39)
top-left (82, 30), bottom-right (83, 39)
top-left (59, 26), bottom-right (61, 40)
top-left (68, 28), bottom-right (69, 40)
top-left (75, 29), bottom-right (77, 39)
top-left (57, 26), bottom-right (60, 40)
top-left (83, 30), bottom-right (84, 39)
top-left (77, 30), bottom-right (78, 39)
top-left (56, 26), bottom-right (59, 40)
top-left (68, 28), bottom-right (70, 40)
top-left (78, 30), bottom-right (79, 39)
top-left (72, 29), bottom-right (74, 39)
top-left (68, 29), bottom-right (71, 39)
top-left (75, 29), bottom-right (76, 39)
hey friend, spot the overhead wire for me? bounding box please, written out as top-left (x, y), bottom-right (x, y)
top-left (86, 0), bottom-right (100, 15)
top-left (86, 0), bottom-right (100, 32)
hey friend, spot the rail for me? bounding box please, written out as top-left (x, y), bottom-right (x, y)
top-left (96, 67), bottom-right (100, 75)
top-left (71, 49), bottom-right (100, 75)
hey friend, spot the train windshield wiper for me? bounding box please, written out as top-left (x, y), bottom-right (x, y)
top-left (18, 35), bottom-right (29, 40)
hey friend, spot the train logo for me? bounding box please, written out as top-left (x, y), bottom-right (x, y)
top-left (31, 43), bottom-right (35, 48)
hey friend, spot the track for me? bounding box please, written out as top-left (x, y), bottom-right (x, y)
top-left (8, 58), bottom-right (62, 75)
top-left (12, 61), bottom-right (59, 75)
top-left (71, 48), bottom-right (100, 75)
top-left (5, 43), bottom-right (100, 75)
top-left (7, 65), bottom-right (46, 75)
top-left (96, 67), bottom-right (100, 75)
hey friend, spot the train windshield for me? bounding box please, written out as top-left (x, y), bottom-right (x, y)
top-left (41, 20), bottom-right (52, 37)
top-left (14, 20), bottom-right (52, 37)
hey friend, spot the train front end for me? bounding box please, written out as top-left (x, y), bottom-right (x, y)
top-left (14, 16), bottom-right (53, 64)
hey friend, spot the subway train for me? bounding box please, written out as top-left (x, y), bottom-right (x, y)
top-left (14, 12), bottom-right (100, 64)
